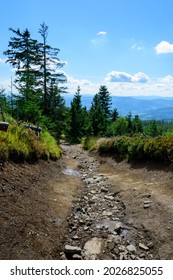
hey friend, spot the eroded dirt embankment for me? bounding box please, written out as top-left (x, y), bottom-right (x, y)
top-left (0, 142), bottom-right (173, 259)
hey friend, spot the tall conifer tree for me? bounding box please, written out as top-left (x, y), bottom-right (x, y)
top-left (97, 85), bottom-right (112, 118)
top-left (68, 86), bottom-right (86, 142)
top-left (4, 28), bottom-right (42, 122)
top-left (90, 94), bottom-right (107, 136)
top-left (38, 22), bottom-right (67, 115)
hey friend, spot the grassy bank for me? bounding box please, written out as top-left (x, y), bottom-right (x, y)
top-left (0, 124), bottom-right (61, 162)
top-left (83, 135), bottom-right (173, 164)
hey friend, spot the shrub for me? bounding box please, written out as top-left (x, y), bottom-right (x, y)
top-left (127, 135), bottom-right (145, 161)
top-left (82, 136), bottom-right (99, 151)
top-left (96, 135), bottom-right (173, 164)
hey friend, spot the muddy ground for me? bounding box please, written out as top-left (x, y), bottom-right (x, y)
top-left (0, 142), bottom-right (173, 259)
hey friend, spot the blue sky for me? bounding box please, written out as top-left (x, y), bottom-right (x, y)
top-left (1, 0), bottom-right (173, 96)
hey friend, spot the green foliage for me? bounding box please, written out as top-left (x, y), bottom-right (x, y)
top-left (111, 108), bottom-right (119, 122)
top-left (112, 117), bottom-right (128, 136)
top-left (127, 135), bottom-right (145, 160)
top-left (90, 94), bottom-right (107, 136)
top-left (82, 136), bottom-right (98, 151)
top-left (38, 22), bottom-right (67, 115)
top-left (97, 85), bottom-right (112, 118)
top-left (97, 135), bottom-right (173, 163)
top-left (4, 24), bottom-right (67, 136)
top-left (132, 115), bottom-right (143, 134)
top-left (39, 130), bottom-right (62, 160)
top-left (0, 124), bottom-right (61, 162)
top-left (144, 120), bottom-right (163, 137)
top-left (67, 87), bottom-right (89, 143)
top-left (143, 136), bottom-right (173, 162)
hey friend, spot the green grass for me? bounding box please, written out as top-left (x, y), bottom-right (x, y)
top-left (82, 136), bottom-right (99, 151)
top-left (0, 123), bottom-right (61, 162)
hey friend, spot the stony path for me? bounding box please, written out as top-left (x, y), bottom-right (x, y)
top-left (59, 143), bottom-right (155, 260)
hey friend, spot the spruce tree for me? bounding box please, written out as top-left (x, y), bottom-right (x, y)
top-left (126, 112), bottom-right (133, 135)
top-left (4, 24), bottom-right (67, 127)
top-left (4, 28), bottom-right (42, 122)
top-left (46, 82), bottom-right (67, 139)
top-left (38, 22), bottom-right (67, 115)
top-left (68, 86), bottom-right (86, 143)
top-left (132, 115), bottom-right (143, 134)
top-left (90, 94), bottom-right (107, 136)
top-left (111, 108), bottom-right (119, 122)
top-left (97, 85), bottom-right (112, 118)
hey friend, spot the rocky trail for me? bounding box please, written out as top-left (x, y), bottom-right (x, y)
top-left (59, 142), bottom-right (173, 260)
top-left (0, 142), bottom-right (173, 260)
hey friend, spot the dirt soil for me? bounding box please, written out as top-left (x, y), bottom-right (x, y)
top-left (0, 142), bottom-right (173, 259)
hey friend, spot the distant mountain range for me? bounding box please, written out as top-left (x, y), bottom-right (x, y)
top-left (62, 94), bottom-right (173, 121)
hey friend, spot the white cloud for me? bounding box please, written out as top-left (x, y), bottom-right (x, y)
top-left (132, 72), bottom-right (149, 83)
top-left (105, 71), bottom-right (132, 83)
top-left (1, 67), bottom-right (173, 98)
top-left (155, 41), bottom-right (173, 54)
top-left (65, 74), bottom-right (99, 93)
top-left (159, 75), bottom-right (173, 83)
top-left (105, 71), bottom-right (149, 83)
top-left (67, 75), bottom-right (92, 86)
top-left (97, 31), bottom-right (107, 36)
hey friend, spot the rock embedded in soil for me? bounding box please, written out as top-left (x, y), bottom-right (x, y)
top-left (139, 243), bottom-right (149, 251)
top-left (64, 245), bottom-right (82, 254)
top-left (127, 244), bottom-right (137, 252)
top-left (83, 237), bottom-right (103, 260)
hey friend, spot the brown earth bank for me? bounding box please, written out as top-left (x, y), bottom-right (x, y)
top-left (0, 142), bottom-right (173, 260)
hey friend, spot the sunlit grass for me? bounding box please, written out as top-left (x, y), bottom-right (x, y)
top-left (0, 124), bottom-right (61, 162)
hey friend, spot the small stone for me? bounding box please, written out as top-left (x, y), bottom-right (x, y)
top-left (101, 187), bottom-right (108, 193)
top-left (72, 235), bottom-right (79, 240)
top-left (84, 226), bottom-right (89, 231)
top-left (143, 200), bottom-right (152, 208)
top-left (102, 210), bottom-right (113, 216)
top-left (139, 243), bottom-right (149, 251)
top-left (95, 176), bottom-right (104, 182)
top-left (127, 244), bottom-right (136, 252)
top-left (147, 242), bottom-right (154, 249)
top-left (107, 241), bottom-right (115, 250)
top-left (114, 222), bottom-right (122, 233)
top-left (64, 245), bottom-right (82, 254)
top-left (118, 245), bottom-right (126, 252)
top-left (104, 195), bottom-right (114, 201)
top-left (60, 253), bottom-right (67, 260)
top-left (143, 204), bottom-right (150, 209)
top-left (85, 178), bottom-right (95, 184)
top-left (72, 254), bottom-right (82, 260)
top-left (83, 237), bottom-right (103, 260)
top-left (90, 190), bottom-right (96, 194)
top-left (119, 252), bottom-right (125, 260)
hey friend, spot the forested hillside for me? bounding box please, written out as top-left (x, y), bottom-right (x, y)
top-left (1, 23), bottom-right (173, 164)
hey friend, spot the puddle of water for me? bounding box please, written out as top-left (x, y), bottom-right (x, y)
top-left (62, 169), bottom-right (81, 177)
top-left (95, 219), bottom-right (119, 233)
top-left (95, 219), bottom-right (130, 236)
